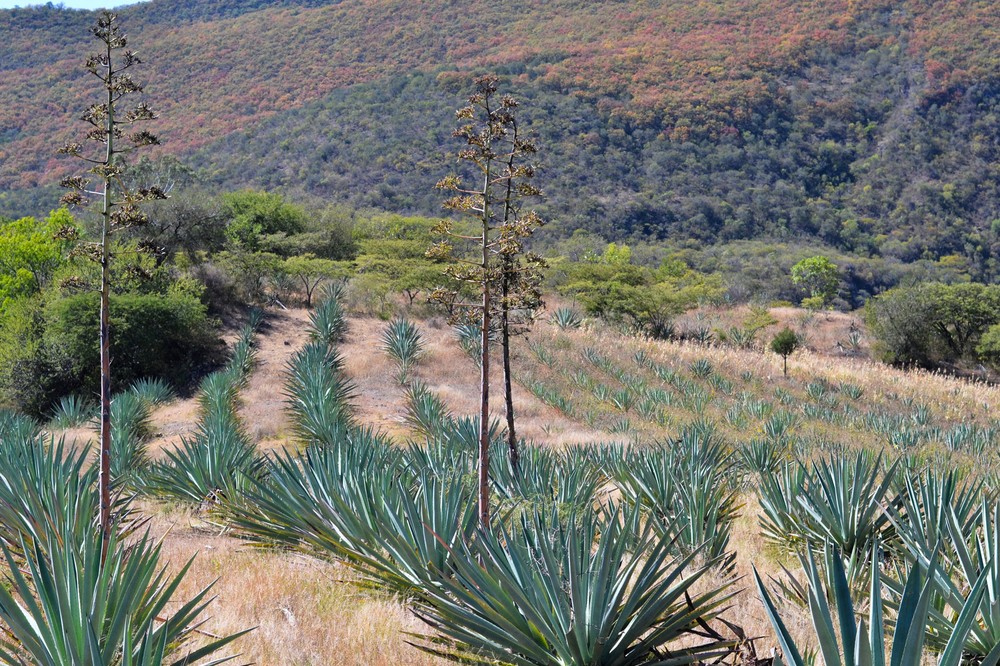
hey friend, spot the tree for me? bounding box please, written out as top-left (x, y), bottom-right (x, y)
top-left (429, 74), bottom-right (541, 526)
top-left (58, 10), bottom-right (165, 555)
top-left (791, 255), bottom-right (840, 309)
top-left (283, 253), bottom-right (350, 307)
top-left (771, 327), bottom-right (800, 376)
top-left (0, 210), bottom-right (77, 312)
top-left (867, 282), bottom-right (1000, 367)
top-left (222, 189), bottom-right (307, 252)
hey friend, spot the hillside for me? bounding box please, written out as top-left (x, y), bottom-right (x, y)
top-left (1, 0), bottom-right (999, 276)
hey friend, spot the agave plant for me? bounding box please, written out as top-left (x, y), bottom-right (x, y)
top-left (758, 461), bottom-right (809, 546)
top-left (613, 429), bottom-right (740, 570)
top-left (738, 438), bottom-right (789, 479)
top-left (453, 322), bottom-right (482, 365)
top-left (799, 453), bottom-right (899, 561)
top-left (146, 411), bottom-right (264, 506)
top-left (48, 394), bottom-right (96, 429)
top-left (888, 489), bottom-right (1000, 660)
top-left (411, 505), bottom-right (736, 666)
top-left (0, 522), bottom-right (247, 666)
top-left (231, 439), bottom-right (480, 596)
top-left (197, 370), bottom-right (242, 417)
top-left (755, 541), bottom-right (992, 666)
top-left (381, 317), bottom-right (425, 382)
top-left (0, 436), bottom-right (102, 553)
top-left (109, 390), bottom-right (153, 483)
top-left (128, 377), bottom-right (175, 407)
top-left (759, 452), bottom-right (899, 582)
top-left (309, 294), bottom-right (347, 346)
top-left (551, 306), bottom-right (582, 330)
top-left (403, 380), bottom-right (452, 438)
top-left (285, 340), bottom-right (356, 444)
top-left (0, 409), bottom-right (40, 441)
top-left (490, 443), bottom-right (603, 509)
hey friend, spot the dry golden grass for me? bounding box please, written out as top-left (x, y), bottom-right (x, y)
top-left (141, 502), bottom-right (444, 666)
top-left (340, 315), bottom-right (616, 447)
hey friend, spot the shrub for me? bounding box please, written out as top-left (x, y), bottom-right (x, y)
top-left (44, 291), bottom-right (222, 402)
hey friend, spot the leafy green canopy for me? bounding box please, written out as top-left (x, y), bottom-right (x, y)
top-left (0, 210), bottom-right (75, 313)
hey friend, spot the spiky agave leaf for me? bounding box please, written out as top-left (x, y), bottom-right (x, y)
top-left (410, 504), bottom-right (737, 666)
top-left (0, 435), bottom-right (102, 553)
top-left (108, 390), bottom-right (153, 484)
top-left (128, 377), bottom-right (175, 407)
top-left (144, 410), bottom-right (264, 506)
top-left (888, 492), bottom-right (1000, 660)
top-left (403, 380), bottom-right (453, 439)
top-left (612, 427), bottom-right (740, 571)
top-left (0, 523), bottom-right (248, 666)
top-left (231, 442), bottom-right (480, 596)
top-left (309, 295), bottom-right (347, 346)
top-left (754, 541), bottom-right (991, 666)
top-left (381, 316), bottom-right (425, 381)
top-left (285, 340), bottom-right (357, 444)
top-left (48, 394), bottom-right (97, 429)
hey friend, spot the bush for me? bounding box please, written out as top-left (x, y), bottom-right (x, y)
top-left (0, 292), bottom-right (221, 415)
top-left (49, 292), bottom-right (221, 396)
top-left (866, 282), bottom-right (1000, 367)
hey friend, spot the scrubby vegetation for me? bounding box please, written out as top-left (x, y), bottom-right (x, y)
top-left (1, 3), bottom-right (1000, 664)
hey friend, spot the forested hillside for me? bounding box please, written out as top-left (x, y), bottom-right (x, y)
top-left (1, 0), bottom-right (998, 275)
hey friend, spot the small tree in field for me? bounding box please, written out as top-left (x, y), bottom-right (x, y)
top-left (429, 74), bottom-right (544, 527)
top-left (791, 255), bottom-right (839, 309)
top-left (771, 327), bottom-right (800, 376)
top-left (59, 11), bottom-right (164, 555)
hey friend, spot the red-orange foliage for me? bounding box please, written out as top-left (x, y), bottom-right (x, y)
top-left (0, 0), bottom-right (996, 192)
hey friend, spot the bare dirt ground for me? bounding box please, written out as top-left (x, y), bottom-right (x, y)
top-left (236, 307), bottom-right (312, 453)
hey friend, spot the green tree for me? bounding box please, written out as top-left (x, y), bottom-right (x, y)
top-left (393, 260), bottom-right (445, 306)
top-left (867, 282), bottom-right (1000, 366)
top-left (283, 253), bottom-right (351, 307)
top-left (771, 327), bottom-right (800, 376)
top-left (791, 255), bottom-right (840, 309)
top-left (58, 10), bottom-right (165, 553)
top-left (0, 210), bottom-right (77, 312)
top-left (222, 189), bottom-right (307, 251)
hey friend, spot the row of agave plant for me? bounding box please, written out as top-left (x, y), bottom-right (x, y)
top-left (0, 391), bottom-right (251, 659)
top-left (216, 294), bottom-right (743, 662)
top-left (752, 448), bottom-right (1000, 664)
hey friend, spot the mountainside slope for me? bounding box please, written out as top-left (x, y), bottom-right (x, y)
top-left (1, 0), bottom-right (998, 272)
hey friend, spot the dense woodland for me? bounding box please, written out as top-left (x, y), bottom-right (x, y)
top-left (1, 0), bottom-right (999, 279)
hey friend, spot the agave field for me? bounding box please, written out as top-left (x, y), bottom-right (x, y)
top-left (4, 295), bottom-right (1000, 664)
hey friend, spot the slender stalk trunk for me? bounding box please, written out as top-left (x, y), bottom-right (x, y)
top-left (783, 355), bottom-right (788, 377)
top-left (501, 271), bottom-right (518, 471)
top-left (499, 121), bottom-right (520, 473)
top-left (98, 42), bottom-right (114, 562)
top-left (477, 161), bottom-right (492, 531)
